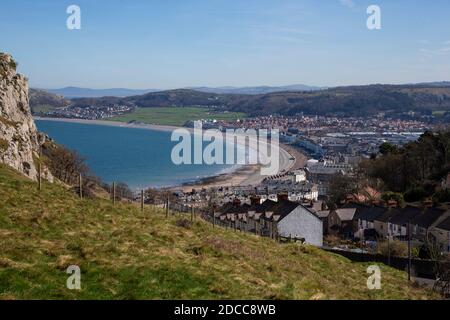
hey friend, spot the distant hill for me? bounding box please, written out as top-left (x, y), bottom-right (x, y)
top-left (29, 88), bottom-right (70, 114)
top-left (188, 84), bottom-right (323, 95)
top-left (67, 83), bottom-right (450, 118)
top-left (45, 87), bottom-right (159, 98)
top-left (43, 85), bottom-right (322, 98)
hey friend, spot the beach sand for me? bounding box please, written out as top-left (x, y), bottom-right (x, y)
top-left (34, 117), bottom-right (307, 190)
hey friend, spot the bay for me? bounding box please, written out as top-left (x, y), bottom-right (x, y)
top-left (35, 120), bottom-right (238, 189)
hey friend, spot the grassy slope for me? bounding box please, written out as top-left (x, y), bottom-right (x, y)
top-left (110, 107), bottom-right (245, 126)
top-left (0, 164), bottom-right (436, 300)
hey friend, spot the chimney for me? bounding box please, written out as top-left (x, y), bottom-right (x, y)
top-left (250, 196), bottom-right (261, 206)
top-left (422, 198), bottom-right (433, 208)
top-left (345, 195), bottom-right (353, 204)
top-left (277, 193), bottom-right (289, 202)
top-left (387, 200), bottom-right (397, 208)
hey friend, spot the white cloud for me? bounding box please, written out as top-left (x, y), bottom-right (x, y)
top-left (339, 0), bottom-right (355, 8)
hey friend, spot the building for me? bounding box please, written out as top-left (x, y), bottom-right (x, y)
top-left (431, 217), bottom-right (450, 254)
top-left (215, 197), bottom-right (323, 247)
top-left (292, 169), bottom-right (307, 183)
top-left (352, 205), bottom-right (387, 240)
top-left (410, 207), bottom-right (448, 242)
top-left (305, 160), bottom-right (352, 196)
top-left (274, 201), bottom-right (323, 246)
top-left (326, 208), bottom-right (357, 238)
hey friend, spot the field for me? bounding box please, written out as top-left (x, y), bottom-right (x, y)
top-left (30, 104), bottom-right (56, 114)
top-left (0, 164), bottom-right (437, 299)
top-left (110, 107), bottom-right (246, 126)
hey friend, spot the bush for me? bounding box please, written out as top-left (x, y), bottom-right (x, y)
top-left (404, 187), bottom-right (428, 202)
top-left (8, 59), bottom-right (17, 70)
top-left (433, 189), bottom-right (450, 203)
top-left (112, 182), bottom-right (133, 201)
top-left (381, 191), bottom-right (404, 206)
top-left (377, 240), bottom-right (408, 257)
top-left (42, 142), bottom-right (89, 185)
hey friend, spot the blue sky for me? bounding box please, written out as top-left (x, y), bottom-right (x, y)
top-left (1, 0), bottom-right (450, 89)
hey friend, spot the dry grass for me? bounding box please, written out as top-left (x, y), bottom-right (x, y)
top-left (0, 164), bottom-right (439, 300)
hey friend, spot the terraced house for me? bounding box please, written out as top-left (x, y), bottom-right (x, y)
top-left (215, 196), bottom-right (323, 247)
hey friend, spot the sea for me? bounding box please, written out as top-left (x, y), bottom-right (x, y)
top-left (35, 119), bottom-right (241, 190)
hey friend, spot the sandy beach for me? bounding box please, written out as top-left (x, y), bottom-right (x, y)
top-left (34, 117), bottom-right (307, 190)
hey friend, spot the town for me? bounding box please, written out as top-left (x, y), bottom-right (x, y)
top-left (159, 115), bottom-right (450, 273)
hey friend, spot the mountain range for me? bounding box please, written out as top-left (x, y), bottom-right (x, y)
top-left (42, 84), bottom-right (322, 98)
top-left (29, 82), bottom-right (450, 119)
top-left (43, 87), bottom-right (160, 98)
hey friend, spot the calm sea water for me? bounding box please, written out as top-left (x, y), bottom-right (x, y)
top-left (35, 120), bottom-right (238, 189)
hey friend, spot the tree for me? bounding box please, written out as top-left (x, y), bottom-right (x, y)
top-left (360, 130), bottom-right (450, 194)
top-left (327, 173), bottom-right (358, 206)
top-left (43, 142), bottom-right (89, 185)
top-left (379, 142), bottom-right (397, 155)
top-left (114, 182), bottom-right (133, 201)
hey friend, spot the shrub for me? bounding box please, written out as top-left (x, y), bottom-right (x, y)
top-left (433, 189), bottom-right (450, 203)
top-left (175, 219), bottom-right (193, 229)
top-left (8, 59), bottom-right (17, 70)
top-left (377, 240), bottom-right (408, 257)
top-left (381, 191), bottom-right (404, 206)
top-left (404, 187), bottom-right (428, 202)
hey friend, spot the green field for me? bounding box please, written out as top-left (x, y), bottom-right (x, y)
top-left (432, 110), bottom-right (447, 116)
top-left (0, 164), bottom-right (438, 299)
top-left (110, 107), bottom-right (246, 126)
top-left (31, 104), bottom-right (57, 114)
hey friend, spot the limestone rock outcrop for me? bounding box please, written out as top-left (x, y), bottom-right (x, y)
top-left (0, 52), bottom-right (52, 181)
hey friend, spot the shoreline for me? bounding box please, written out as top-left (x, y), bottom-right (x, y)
top-left (34, 116), bottom-right (306, 190)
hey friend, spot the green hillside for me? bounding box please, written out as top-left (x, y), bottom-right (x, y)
top-left (110, 107), bottom-right (245, 126)
top-left (0, 164), bottom-right (437, 300)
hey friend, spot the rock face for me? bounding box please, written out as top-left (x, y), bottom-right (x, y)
top-left (0, 53), bottom-right (51, 181)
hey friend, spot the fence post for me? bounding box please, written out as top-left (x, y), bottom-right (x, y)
top-left (408, 220), bottom-right (412, 281)
top-left (213, 212), bottom-right (216, 228)
top-left (141, 190), bottom-right (144, 212)
top-left (190, 206), bottom-right (194, 222)
top-left (165, 196), bottom-right (169, 218)
top-left (112, 182), bottom-right (116, 205)
top-left (79, 173), bottom-right (83, 199)
top-left (38, 146), bottom-right (42, 191)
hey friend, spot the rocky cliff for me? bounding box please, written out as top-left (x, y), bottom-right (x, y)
top-left (0, 52), bottom-right (52, 181)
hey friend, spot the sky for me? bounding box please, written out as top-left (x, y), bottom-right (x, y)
top-left (1, 0), bottom-right (450, 89)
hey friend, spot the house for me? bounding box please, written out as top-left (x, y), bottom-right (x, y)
top-left (351, 204), bottom-right (387, 241)
top-left (387, 206), bottom-right (423, 239)
top-left (373, 208), bottom-right (401, 238)
top-left (327, 208), bottom-right (356, 238)
top-left (373, 206), bottom-right (446, 241)
top-left (315, 210), bottom-right (330, 235)
top-left (410, 207), bottom-right (447, 242)
top-left (431, 217), bottom-right (450, 254)
top-left (215, 198), bottom-right (323, 247)
top-left (272, 200), bottom-right (323, 246)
